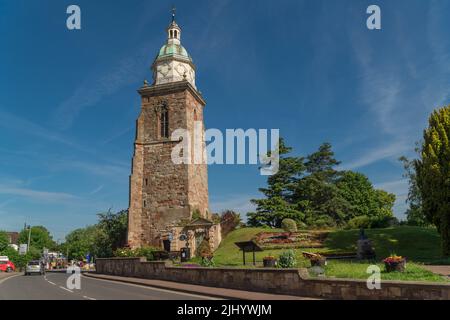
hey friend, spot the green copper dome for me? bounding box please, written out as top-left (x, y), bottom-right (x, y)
top-left (157, 43), bottom-right (192, 62)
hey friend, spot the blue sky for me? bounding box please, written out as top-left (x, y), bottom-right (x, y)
top-left (1, 0), bottom-right (450, 240)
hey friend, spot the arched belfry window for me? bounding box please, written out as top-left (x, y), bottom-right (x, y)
top-left (160, 107), bottom-right (169, 138)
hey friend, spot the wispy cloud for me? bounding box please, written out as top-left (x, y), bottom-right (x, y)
top-left (210, 194), bottom-right (257, 217)
top-left (0, 109), bottom-right (78, 148)
top-left (89, 185), bottom-right (104, 195)
top-left (0, 185), bottom-right (78, 203)
top-left (53, 45), bottom-right (153, 130)
top-left (50, 158), bottom-right (129, 180)
top-left (342, 139), bottom-right (410, 170)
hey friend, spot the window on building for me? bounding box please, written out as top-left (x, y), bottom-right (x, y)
top-left (145, 178), bottom-right (148, 186)
top-left (143, 200), bottom-right (147, 208)
top-left (160, 109), bottom-right (169, 138)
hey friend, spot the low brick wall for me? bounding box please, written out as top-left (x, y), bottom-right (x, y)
top-left (95, 258), bottom-right (450, 300)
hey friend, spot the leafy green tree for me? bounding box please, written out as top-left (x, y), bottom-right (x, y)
top-left (0, 231), bottom-right (9, 252)
top-left (304, 142), bottom-right (340, 179)
top-left (248, 138), bottom-right (305, 227)
top-left (248, 140), bottom-right (396, 228)
top-left (294, 143), bottom-right (347, 226)
top-left (64, 226), bottom-right (98, 260)
top-left (415, 105), bottom-right (450, 256)
top-left (94, 209), bottom-right (128, 258)
top-left (18, 226), bottom-right (56, 251)
top-left (336, 171), bottom-right (395, 222)
top-left (399, 156), bottom-right (428, 226)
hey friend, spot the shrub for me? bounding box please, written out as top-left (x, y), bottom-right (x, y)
top-left (278, 250), bottom-right (297, 268)
top-left (308, 215), bottom-right (336, 229)
top-left (114, 246), bottom-right (158, 261)
top-left (220, 210), bottom-right (242, 237)
top-left (370, 216), bottom-right (399, 229)
top-left (281, 218), bottom-right (298, 232)
top-left (347, 215), bottom-right (371, 229)
top-left (135, 246), bottom-right (159, 261)
top-left (192, 209), bottom-right (201, 220)
top-left (196, 239), bottom-right (212, 258)
top-left (114, 247), bottom-right (135, 257)
top-left (200, 256), bottom-right (215, 267)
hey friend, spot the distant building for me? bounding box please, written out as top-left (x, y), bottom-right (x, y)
top-left (6, 232), bottom-right (19, 245)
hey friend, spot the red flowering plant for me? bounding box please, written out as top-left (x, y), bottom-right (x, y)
top-left (383, 255), bottom-right (405, 264)
top-left (383, 254), bottom-right (406, 272)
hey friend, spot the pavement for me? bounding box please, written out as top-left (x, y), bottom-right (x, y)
top-left (0, 272), bottom-right (219, 300)
top-left (84, 273), bottom-right (313, 300)
top-left (0, 272), bottom-right (19, 282)
top-left (422, 265), bottom-right (450, 279)
top-left (0, 271), bottom-right (313, 300)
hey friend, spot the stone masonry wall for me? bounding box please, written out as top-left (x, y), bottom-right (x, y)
top-left (96, 258), bottom-right (450, 300)
top-left (128, 82), bottom-right (210, 248)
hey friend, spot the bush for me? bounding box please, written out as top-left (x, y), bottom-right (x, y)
top-left (114, 247), bottom-right (135, 257)
top-left (278, 250), bottom-right (297, 268)
top-left (135, 246), bottom-right (158, 261)
top-left (281, 218), bottom-right (298, 232)
top-left (196, 239), bottom-right (212, 258)
top-left (370, 216), bottom-right (399, 229)
top-left (347, 215), bottom-right (371, 229)
top-left (114, 246), bottom-right (158, 261)
top-left (200, 256), bottom-right (215, 267)
top-left (192, 209), bottom-right (201, 220)
top-left (220, 210), bottom-right (242, 237)
top-left (308, 215), bottom-right (336, 229)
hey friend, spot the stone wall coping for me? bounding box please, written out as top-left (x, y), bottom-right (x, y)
top-left (138, 80), bottom-right (206, 106)
top-left (96, 257), bottom-right (144, 261)
top-left (306, 276), bottom-right (450, 287)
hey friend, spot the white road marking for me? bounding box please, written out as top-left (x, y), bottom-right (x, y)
top-left (82, 274), bottom-right (221, 300)
top-left (59, 286), bottom-right (73, 293)
top-left (83, 295), bottom-right (96, 300)
top-left (0, 274), bottom-right (21, 286)
top-left (48, 281), bottom-right (56, 285)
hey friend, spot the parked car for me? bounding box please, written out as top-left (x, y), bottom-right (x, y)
top-left (25, 260), bottom-right (45, 276)
top-left (0, 259), bottom-right (15, 273)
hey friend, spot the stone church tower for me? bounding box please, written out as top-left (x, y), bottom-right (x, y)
top-left (127, 15), bottom-right (210, 249)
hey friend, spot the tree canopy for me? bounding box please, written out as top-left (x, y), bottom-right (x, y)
top-left (248, 140), bottom-right (396, 228)
top-left (415, 105), bottom-right (450, 256)
top-left (18, 226), bottom-right (56, 251)
top-left (62, 209), bottom-right (128, 260)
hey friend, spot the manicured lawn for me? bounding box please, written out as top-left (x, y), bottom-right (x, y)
top-left (324, 226), bottom-right (448, 263)
top-left (208, 226), bottom-right (450, 282)
top-left (323, 261), bottom-right (445, 282)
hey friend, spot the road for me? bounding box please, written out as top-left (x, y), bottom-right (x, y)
top-left (0, 272), bottom-right (218, 300)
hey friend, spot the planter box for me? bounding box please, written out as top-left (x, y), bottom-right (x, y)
top-left (385, 259), bottom-right (406, 272)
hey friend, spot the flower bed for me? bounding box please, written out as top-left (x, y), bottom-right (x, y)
top-left (254, 231), bottom-right (329, 249)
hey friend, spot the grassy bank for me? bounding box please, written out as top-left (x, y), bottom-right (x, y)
top-left (209, 226), bottom-right (449, 282)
